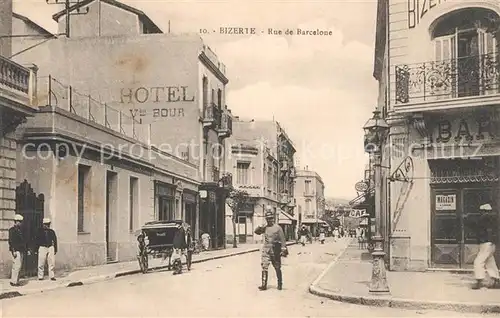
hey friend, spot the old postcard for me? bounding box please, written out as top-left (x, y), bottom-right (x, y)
top-left (0, 0), bottom-right (499, 317)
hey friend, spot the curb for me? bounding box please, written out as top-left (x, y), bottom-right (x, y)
top-left (1, 241), bottom-right (296, 300)
top-left (308, 242), bottom-right (500, 314)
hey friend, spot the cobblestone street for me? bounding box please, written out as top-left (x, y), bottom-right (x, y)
top-left (0, 238), bottom-right (494, 317)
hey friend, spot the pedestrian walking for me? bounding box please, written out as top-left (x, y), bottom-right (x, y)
top-left (299, 225), bottom-right (308, 246)
top-left (254, 209), bottom-right (288, 291)
top-left (319, 229), bottom-right (325, 244)
top-left (201, 232), bottom-right (210, 251)
top-left (36, 218), bottom-right (58, 281)
top-left (8, 214), bottom-right (27, 287)
top-left (172, 222), bottom-right (187, 275)
top-left (469, 203), bottom-right (500, 289)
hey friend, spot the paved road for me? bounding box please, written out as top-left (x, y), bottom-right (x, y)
top-left (0, 238), bottom-right (493, 317)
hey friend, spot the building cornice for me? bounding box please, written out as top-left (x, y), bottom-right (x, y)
top-left (21, 130), bottom-right (200, 185)
top-left (198, 52), bottom-right (229, 85)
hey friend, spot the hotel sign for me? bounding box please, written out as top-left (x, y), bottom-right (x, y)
top-left (407, 0), bottom-right (448, 29)
top-left (436, 194), bottom-right (456, 211)
top-left (119, 86), bottom-right (195, 120)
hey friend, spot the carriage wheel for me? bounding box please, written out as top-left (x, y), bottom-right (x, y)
top-left (139, 253), bottom-right (148, 274)
top-left (186, 250), bottom-right (193, 271)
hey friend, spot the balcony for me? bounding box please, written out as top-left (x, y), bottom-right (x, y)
top-left (280, 160), bottom-right (289, 171)
top-left (40, 76), bottom-right (149, 143)
top-left (394, 53), bottom-right (500, 113)
top-left (202, 103), bottom-right (222, 128)
top-left (287, 198), bottom-right (296, 208)
top-left (303, 191), bottom-right (315, 197)
top-left (0, 56), bottom-right (36, 113)
top-left (217, 108), bottom-right (232, 138)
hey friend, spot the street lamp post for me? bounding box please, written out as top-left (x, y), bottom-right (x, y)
top-left (363, 110), bottom-right (390, 293)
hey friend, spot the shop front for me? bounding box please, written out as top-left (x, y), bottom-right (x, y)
top-left (183, 190), bottom-right (199, 238)
top-left (429, 158), bottom-right (500, 269)
top-left (278, 209), bottom-right (296, 241)
top-left (155, 181), bottom-right (176, 221)
top-left (199, 184), bottom-right (230, 249)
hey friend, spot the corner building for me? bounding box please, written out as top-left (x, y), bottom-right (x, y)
top-left (224, 118), bottom-right (297, 244)
top-left (375, 0), bottom-right (500, 271)
top-left (0, 0), bottom-right (233, 279)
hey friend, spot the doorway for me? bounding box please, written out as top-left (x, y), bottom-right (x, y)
top-left (106, 171), bottom-right (117, 263)
top-left (16, 180), bottom-right (44, 277)
top-left (431, 184), bottom-right (498, 268)
top-left (457, 30), bottom-right (480, 97)
top-left (238, 215), bottom-right (247, 243)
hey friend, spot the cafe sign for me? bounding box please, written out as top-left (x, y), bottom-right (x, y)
top-left (435, 194), bottom-right (456, 211)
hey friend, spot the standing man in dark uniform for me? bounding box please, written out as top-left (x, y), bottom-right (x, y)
top-left (172, 222), bottom-right (187, 275)
top-left (36, 218), bottom-right (58, 281)
top-left (8, 214), bottom-right (26, 287)
top-left (254, 208), bottom-right (287, 291)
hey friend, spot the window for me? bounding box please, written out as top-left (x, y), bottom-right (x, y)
top-left (217, 89), bottom-right (222, 107)
top-left (77, 165), bottom-right (90, 233)
top-left (129, 177), bottom-right (138, 232)
top-left (305, 199), bottom-right (311, 214)
top-left (236, 162), bottom-right (250, 184)
top-left (202, 77), bottom-right (208, 109)
top-left (267, 167), bottom-right (272, 189)
top-left (305, 180), bottom-right (311, 194)
top-left (156, 184), bottom-right (176, 221)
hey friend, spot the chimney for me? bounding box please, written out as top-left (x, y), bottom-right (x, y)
top-left (0, 0), bottom-right (12, 57)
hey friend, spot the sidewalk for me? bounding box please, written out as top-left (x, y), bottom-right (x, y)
top-left (309, 239), bottom-right (500, 314)
top-left (1, 241), bottom-right (295, 300)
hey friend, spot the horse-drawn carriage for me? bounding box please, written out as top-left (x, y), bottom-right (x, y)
top-left (137, 220), bottom-right (194, 274)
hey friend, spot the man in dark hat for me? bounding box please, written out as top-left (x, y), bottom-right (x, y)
top-left (172, 222), bottom-right (187, 275)
top-left (254, 206), bottom-right (287, 291)
top-left (36, 218), bottom-right (58, 281)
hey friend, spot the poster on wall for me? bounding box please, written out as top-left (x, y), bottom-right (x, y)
top-left (436, 194), bottom-right (456, 211)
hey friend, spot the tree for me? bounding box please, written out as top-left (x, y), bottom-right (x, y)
top-left (226, 188), bottom-right (250, 248)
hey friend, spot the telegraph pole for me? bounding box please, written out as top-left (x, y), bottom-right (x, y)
top-left (46, 0), bottom-right (89, 38)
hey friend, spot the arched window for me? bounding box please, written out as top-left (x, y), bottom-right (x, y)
top-left (431, 8), bottom-right (499, 97)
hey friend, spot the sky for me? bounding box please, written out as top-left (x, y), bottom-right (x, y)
top-left (14, 0), bottom-right (378, 200)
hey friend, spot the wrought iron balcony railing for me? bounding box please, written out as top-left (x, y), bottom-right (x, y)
top-left (217, 109), bottom-right (232, 138)
top-left (202, 103), bottom-right (222, 128)
top-left (39, 76), bottom-right (150, 144)
top-left (395, 53), bottom-right (500, 106)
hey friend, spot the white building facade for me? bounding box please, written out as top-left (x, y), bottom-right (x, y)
top-left (375, 0), bottom-right (500, 271)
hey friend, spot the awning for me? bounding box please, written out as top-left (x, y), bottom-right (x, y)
top-left (350, 189), bottom-right (375, 210)
top-left (278, 209), bottom-right (295, 225)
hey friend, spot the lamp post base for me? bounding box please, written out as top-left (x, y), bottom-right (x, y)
top-left (369, 235), bottom-right (390, 293)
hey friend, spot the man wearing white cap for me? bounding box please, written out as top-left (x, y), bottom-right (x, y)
top-left (8, 214), bottom-right (26, 287)
top-left (469, 203), bottom-right (500, 289)
top-left (36, 218), bottom-right (58, 281)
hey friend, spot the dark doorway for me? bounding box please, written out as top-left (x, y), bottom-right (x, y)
top-left (106, 171), bottom-right (117, 263)
top-left (238, 215), bottom-right (247, 243)
top-left (16, 180), bottom-right (44, 277)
